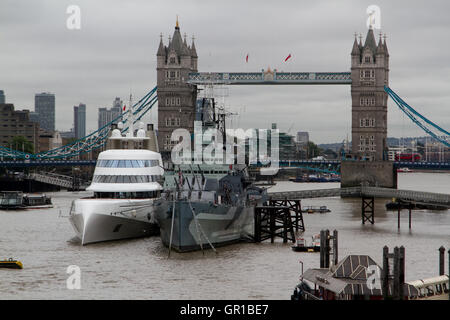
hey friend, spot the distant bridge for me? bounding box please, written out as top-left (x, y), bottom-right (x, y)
top-left (1, 159), bottom-right (450, 171)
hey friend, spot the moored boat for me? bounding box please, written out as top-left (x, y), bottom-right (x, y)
top-left (155, 164), bottom-right (267, 252)
top-left (291, 234), bottom-right (320, 252)
top-left (0, 258), bottom-right (23, 269)
top-left (68, 96), bottom-right (163, 245)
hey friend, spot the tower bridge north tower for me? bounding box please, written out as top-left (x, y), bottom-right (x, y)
top-left (156, 19), bottom-right (198, 159)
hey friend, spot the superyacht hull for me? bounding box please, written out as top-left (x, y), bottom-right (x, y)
top-left (155, 200), bottom-right (255, 252)
top-left (69, 199), bottom-right (159, 245)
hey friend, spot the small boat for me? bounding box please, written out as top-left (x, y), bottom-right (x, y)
top-left (0, 258), bottom-right (23, 269)
top-left (302, 206), bottom-right (331, 214)
top-left (0, 191), bottom-right (25, 210)
top-left (23, 194), bottom-right (53, 209)
top-left (397, 167), bottom-right (413, 173)
top-left (291, 234), bottom-right (320, 252)
top-left (0, 191), bottom-right (53, 210)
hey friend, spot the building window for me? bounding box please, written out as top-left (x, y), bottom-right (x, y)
top-left (365, 56), bottom-right (371, 63)
top-left (360, 118), bottom-right (376, 128)
top-left (360, 69), bottom-right (375, 79)
top-left (169, 57), bottom-right (176, 64)
top-left (360, 95), bottom-right (376, 106)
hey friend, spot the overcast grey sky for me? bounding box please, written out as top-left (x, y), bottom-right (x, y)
top-left (1, 0), bottom-right (449, 144)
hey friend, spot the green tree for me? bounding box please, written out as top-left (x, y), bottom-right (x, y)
top-left (9, 136), bottom-right (34, 154)
top-left (307, 141), bottom-right (323, 158)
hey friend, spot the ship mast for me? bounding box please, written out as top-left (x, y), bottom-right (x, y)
top-left (126, 93), bottom-right (134, 138)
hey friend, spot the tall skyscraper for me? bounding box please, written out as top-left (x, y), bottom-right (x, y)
top-left (98, 97), bottom-right (123, 129)
top-left (35, 92), bottom-right (55, 132)
top-left (29, 111), bottom-right (39, 123)
top-left (0, 90), bottom-right (5, 104)
top-left (156, 18), bottom-right (198, 155)
top-left (74, 103), bottom-right (86, 139)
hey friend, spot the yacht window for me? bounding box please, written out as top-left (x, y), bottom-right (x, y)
top-left (93, 175), bottom-right (161, 183)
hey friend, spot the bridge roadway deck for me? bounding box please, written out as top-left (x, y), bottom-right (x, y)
top-left (268, 186), bottom-right (450, 206)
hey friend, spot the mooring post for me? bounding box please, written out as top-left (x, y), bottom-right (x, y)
top-left (270, 208), bottom-right (275, 243)
top-left (397, 205), bottom-right (401, 229)
top-left (320, 230), bottom-right (325, 268)
top-left (325, 229), bottom-right (330, 268)
top-left (408, 204), bottom-right (412, 229)
top-left (254, 208), bottom-right (261, 243)
top-left (439, 246), bottom-right (445, 276)
top-left (333, 229), bottom-right (338, 265)
top-left (283, 210), bottom-right (288, 243)
top-left (399, 246), bottom-right (405, 300)
top-left (361, 197), bottom-right (365, 224)
top-left (382, 246), bottom-right (389, 300)
top-left (393, 247), bottom-right (400, 300)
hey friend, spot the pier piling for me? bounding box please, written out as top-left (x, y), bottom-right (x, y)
top-left (253, 199), bottom-right (303, 243)
top-left (439, 246), bottom-right (445, 276)
top-left (382, 246), bottom-right (390, 300)
top-left (361, 196), bottom-right (375, 224)
top-left (319, 229), bottom-right (338, 268)
top-left (382, 246), bottom-right (406, 300)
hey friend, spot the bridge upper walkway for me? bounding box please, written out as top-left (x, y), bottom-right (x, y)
top-left (187, 71), bottom-right (352, 85)
top-left (269, 186), bottom-right (450, 206)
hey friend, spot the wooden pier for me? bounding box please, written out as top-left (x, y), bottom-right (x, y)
top-left (269, 186), bottom-right (450, 226)
top-left (253, 199), bottom-right (304, 243)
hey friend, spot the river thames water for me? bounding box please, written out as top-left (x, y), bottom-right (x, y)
top-left (0, 172), bottom-right (449, 299)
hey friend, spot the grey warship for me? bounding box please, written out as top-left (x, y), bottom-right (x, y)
top-left (154, 96), bottom-right (268, 252)
top-left (155, 164), bottom-right (267, 252)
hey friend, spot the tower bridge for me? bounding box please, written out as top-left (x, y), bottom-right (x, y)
top-left (1, 19), bottom-right (449, 186)
top-left (157, 20), bottom-right (390, 166)
top-left (155, 19), bottom-right (393, 187)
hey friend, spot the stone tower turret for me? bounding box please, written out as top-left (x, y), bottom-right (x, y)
top-left (350, 27), bottom-right (389, 161)
top-left (156, 18), bottom-right (198, 159)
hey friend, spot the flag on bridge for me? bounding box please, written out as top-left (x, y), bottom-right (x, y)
top-left (123, 105), bottom-right (126, 111)
top-left (246, 54), bottom-right (249, 63)
top-left (284, 54), bottom-right (292, 62)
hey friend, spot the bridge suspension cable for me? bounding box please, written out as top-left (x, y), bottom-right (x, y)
top-left (385, 86), bottom-right (450, 148)
top-left (0, 86), bottom-right (158, 160)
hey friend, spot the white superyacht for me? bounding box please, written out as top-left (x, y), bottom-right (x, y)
top-left (68, 103), bottom-right (163, 245)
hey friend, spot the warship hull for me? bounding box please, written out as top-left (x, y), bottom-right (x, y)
top-left (155, 199), bottom-right (255, 252)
